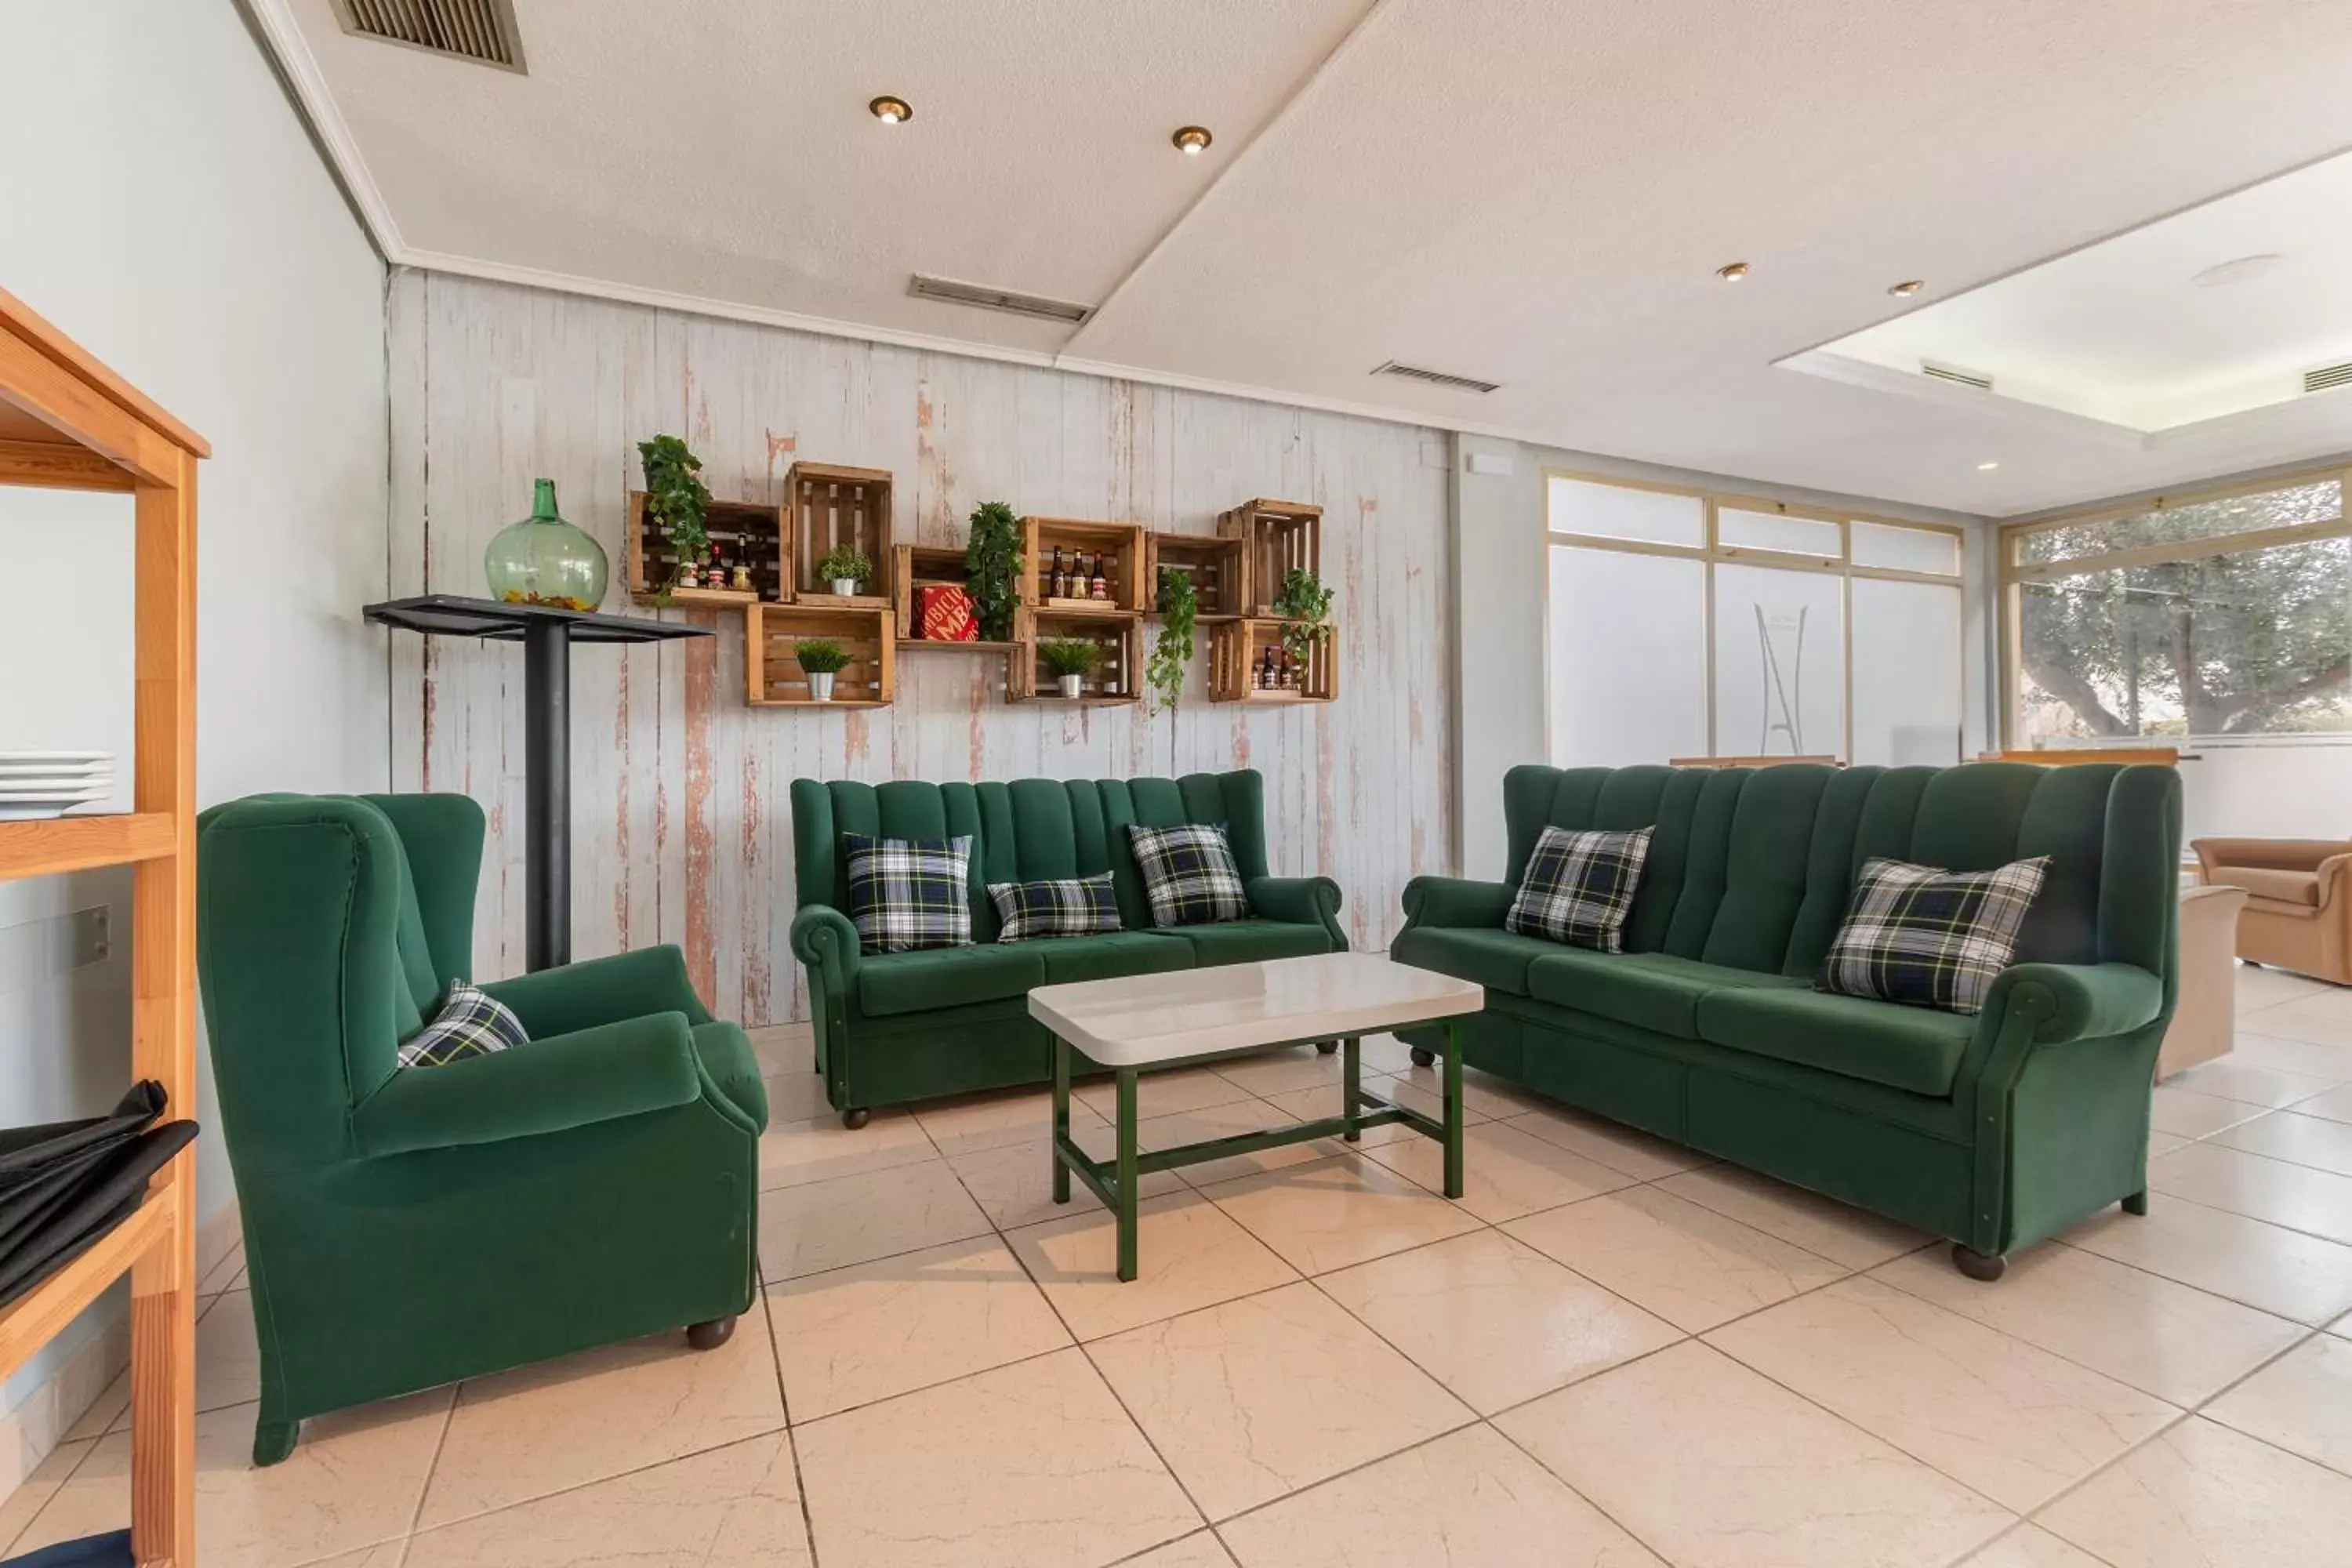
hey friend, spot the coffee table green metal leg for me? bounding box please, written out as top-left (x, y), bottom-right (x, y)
top-left (1051, 1034), bottom-right (1072, 1205)
top-left (1443, 1019), bottom-right (1465, 1200)
top-left (1116, 1068), bottom-right (1139, 1282)
top-left (1342, 1035), bottom-right (1363, 1142)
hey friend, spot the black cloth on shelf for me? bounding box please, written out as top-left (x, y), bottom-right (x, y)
top-left (0, 1081), bottom-right (198, 1309)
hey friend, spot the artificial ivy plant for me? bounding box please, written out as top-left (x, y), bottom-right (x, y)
top-left (1147, 566), bottom-right (1197, 711)
top-left (964, 501), bottom-right (1023, 642)
top-left (1272, 567), bottom-right (1334, 662)
top-left (637, 434), bottom-right (711, 577)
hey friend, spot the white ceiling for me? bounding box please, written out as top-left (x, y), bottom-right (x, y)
top-left (259, 0), bottom-right (2352, 517)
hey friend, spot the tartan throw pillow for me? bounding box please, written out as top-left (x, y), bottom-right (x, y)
top-left (844, 833), bottom-right (975, 953)
top-left (1815, 855), bottom-right (2052, 1015)
top-left (1504, 825), bottom-right (1655, 952)
top-left (1127, 822), bottom-right (1250, 928)
top-left (987, 871), bottom-right (1123, 942)
top-left (397, 982), bottom-right (529, 1069)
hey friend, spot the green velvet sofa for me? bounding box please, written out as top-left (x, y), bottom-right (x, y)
top-left (789, 768), bottom-right (1345, 1125)
top-left (1393, 761), bottom-right (2180, 1279)
top-left (197, 793), bottom-right (768, 1463)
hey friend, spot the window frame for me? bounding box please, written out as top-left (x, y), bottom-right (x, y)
top-left (1544, 468), bottom-right (1968, 764)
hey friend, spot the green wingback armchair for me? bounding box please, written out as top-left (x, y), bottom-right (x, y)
top-left (196, 793), bottom-right (767, 1465)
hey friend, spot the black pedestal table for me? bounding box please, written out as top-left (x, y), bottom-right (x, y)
top-left (362, 595), bottom-right (713, 971)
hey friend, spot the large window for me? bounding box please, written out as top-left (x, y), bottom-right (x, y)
top-left (1547, 474), bottom-right (1968, 768)
top-left (2002, 471), bottom-right (2350, 743)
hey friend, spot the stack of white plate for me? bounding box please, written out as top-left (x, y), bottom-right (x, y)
top-left (0, 753), bottom-right (116, 820)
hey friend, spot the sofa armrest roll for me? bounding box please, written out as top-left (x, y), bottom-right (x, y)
top-left (481, 944), bottom-right (712, 1038)
top-left (1400, 876), bottom-right (1515, 931)
top-left (791, 904), bottom-right (862, 994)
top-left (1247, 875), bottom-right (1346, 947)
top-left (1980, 962), bottom-right (2164, 1047)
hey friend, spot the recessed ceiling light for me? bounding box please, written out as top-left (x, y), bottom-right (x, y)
top-left (1887, 279), bottom-right (1925, 298)
top-left (1716, 262), bottom-right (1751, 282)
top-left (1172, 125), bottom-right (1213, 155)
top-left (869, 95), bottom-right (912, 124)
top-left (1976, 460), bottom-right (2000, 470)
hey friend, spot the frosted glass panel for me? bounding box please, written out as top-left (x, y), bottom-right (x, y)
top-left (1549, 477), bottom-right (1704, 546)
top-left (1852, 579), bottom-right (1963, 767)
top-left (1550, 546), bottom-right (1708, 766)
top-left (1719, 508), bottom-right (1842, 558)
top-left (1852, 521), bottom-right (1963, 576)
top-left (1713, 564), bottom-right (1845, 758)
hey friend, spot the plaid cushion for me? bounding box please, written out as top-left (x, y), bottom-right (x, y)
top-left (1127, 822), bottom-right (1249, 928)
top-left (987, 871), bottom-right (1123, 942)
top-left (1816, 855), bottom-right (2052, 1015)
top-left (397, 981), bottom-right (529, 1069)
top-left (1504, 826), bottom-right (1654, 952)
top-left (844, 833), bottom-right (975, 953)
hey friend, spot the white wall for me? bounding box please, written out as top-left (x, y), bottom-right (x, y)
top-left (0, 0), bottom-right (389, 1428)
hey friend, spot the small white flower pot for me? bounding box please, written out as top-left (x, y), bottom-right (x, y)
top-left (831, 577), bottom-right (858, 597)
top-left (1058, 674), bottom-right (1083, 700)
top-left (808, 671), bottom-right (837, 702)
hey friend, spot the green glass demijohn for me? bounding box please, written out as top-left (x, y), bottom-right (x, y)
top-left (484, 477), bottom-right (608, 612)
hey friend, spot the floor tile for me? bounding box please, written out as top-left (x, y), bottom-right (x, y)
top-left (1207, 1045), bottom-right (1346, 1098)
top-left (404, 1430), bottom-right (810, 1567)
top-left (1498, 1103), bottom-right (1711, 1180)
top-left (1087, 1281), bottom-right (1472, 1520)
top-left (1958, 1523), bottom-right (2115, 1567)
top-left (947, 1137), bottom-right (1182, 1230)
top-left (1653, 1164), bottom-right (1931, 1270)
top-left (1384, 1060), bottom-right (1551, 1119)
top-left (2238, 992), bottom-right (2352, 1050)
top-left (913, 1086), bottom-right (1100, 1160)
top-left (1355, 1032), bottom-right (1422, 1076)
top-left (767, 1234), bottom-right (1071, 1421)
top-left (71, 1292), bottom-right (256, 1439)
top-left (1219, 1423), bottom-right (1664, 1567)
top-left (1256, 1083), bottom-right (1417, 1152)
top-left (1504, 1187), bottom-right (1846, 1333)
top-left (0, 1439), bottom-right (91, 1553)
top-left (2038, 1416), bottom-right (2352, 1568)
top-left (2150, 1129), bottom-right (2190, 1158)
top-left (2292, 1082), bottom-right (2352, 1126)
top-left (1075, 1064), bottom-right (1258, 1120)
top-left (1874, 1242), bottom-right (2304, 1405)
top-left (1362, 1119), bottom-right (1635, 1221)
top-left (1116, 1094), bottom-right (1344, 1187)
top-left (747, 1020), bottom-right (815, 1076)
top-left (1365, 1071), bottom-right (1499, 1127)
top-left (2166, 1058), bottom-right (2335, 1109)
top-left (15, 1392), bottom-right (452, 1568)
top-left (2150, 1083), bottom-right (2268, 1139)
top-left (758, 1158), bottom-right (992, 1281)
top-left (1316, 1229), bottom-right (1680, 1414)
top-left (419, 1312), bottom-right (786, 1528)
top-left (1199, 1155), bottom-right (1481, 1275)
top-left (198, 1239), bottom-right (246, 1295)
top-left (793, 1347), bottom-right (1198, 1568)
top-left (2234, 964), bottom-right (2336, 1014)
top-left (2227, 1032), bottom-right (2352, 1082)
top-left (1006, 1190), bottom-right (1299, 1342)
top-left (2066, 1191), bottom-right (2352, 1325)
top-left (2212, 1109), bottom-right (2352, 1178)
top-left (1122, 1531), bottom-right (1239, 1567)
top-left (1706, 1275), bottom-right (2177, 1512)
top-left (1496, 1341), bottom-right (2012, 1568)
top-left (2205, 1334), bottom-right (2352, 1477)
top-left (2148, 1139), bottom-right (2352, 1244)
top-left (758, 1107), bottom-right (937, 1190)
top-left (762, 1068), bottom-right (833, 1125)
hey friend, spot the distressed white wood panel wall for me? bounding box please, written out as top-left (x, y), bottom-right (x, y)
top-left (387, 272), bottom-right (1454, 1025)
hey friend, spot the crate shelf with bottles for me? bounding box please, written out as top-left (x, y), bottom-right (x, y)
top-left (1020, 517), bottom-right (1147, 614)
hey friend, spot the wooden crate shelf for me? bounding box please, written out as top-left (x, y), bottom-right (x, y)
top-left (1210, 618), bottom-right (1338, 703)
top-left (786, 462), bottom-right (894, 608)
top-left (0, 1185), bottom-right (175, 1383)
top-left (1217, 498), bottom-right (1323, 617)
top-left (0, 812), bottom-right (175, 880)
top-left (745, 603), bottom-right (895, 707)
top-left (1011, 607), bottom-right (1144, 705)
top-left (1020, 517), bottom-right (1148, 613)
top-left (894, 543), bottom-right (973, 639)
top-left (626, 492), bottom-right (785, 604)
top-left (1145, 532), bottom-right (1248, 622)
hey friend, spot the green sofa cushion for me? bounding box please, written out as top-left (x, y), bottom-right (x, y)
top-left (690, 1020), bottom-right (768, 1127)
top-left (1527, 950), bottom-right (1808, 1039)
top-left (1022, 931), bottom-right (1196, 984)
top-left (1693, 984), bottom-right (1976, 1096)
top-left (1387, 926), bottom-right (1559, 996)
top-left (858, 945), bottom-right (1046, 1017)
top-left (1144, 918), bottom-right (1335, 964)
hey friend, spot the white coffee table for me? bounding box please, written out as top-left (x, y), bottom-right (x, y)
top-left (1028, 952), bottom-right (1485, 1280)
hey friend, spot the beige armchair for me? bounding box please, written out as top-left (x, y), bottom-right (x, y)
top-left (2192, 837), bottom-right (2352, 985)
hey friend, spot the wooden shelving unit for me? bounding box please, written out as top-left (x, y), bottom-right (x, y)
top-left (1210, 618), bottom-right (1339, 703)
top-left (1145, 533), bottom-right (1247, 622)
top-left (626, 492), bottom-right (785, 607)
top-left (1217, 499), bottom-right (1323, 616)
top-left (0, 285), bottom-right (203, 1564)
top-left (786, 462), bottom-right (894, 608)
top-left (745, 602), bottom-right (895, 707)
top-left (1011, 606), bottom-right (1144, 705)
top-left (1020, 517), bottom-right (1148, 613)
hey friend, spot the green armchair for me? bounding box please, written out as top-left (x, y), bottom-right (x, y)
top-left (196, 793), bottom-right (767, 1465)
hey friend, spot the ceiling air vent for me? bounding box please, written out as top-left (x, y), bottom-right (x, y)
top-left (330, 0), bottom-right (525, 72)
top-left (1920, 360), bottom-right (1994, 393)
top-left (2303, 361), bottom-right (2352, 395)
top-left (1372, 361), bottom-right (1501, 396)
top-left (907, 275), bottom-right (1094, 325)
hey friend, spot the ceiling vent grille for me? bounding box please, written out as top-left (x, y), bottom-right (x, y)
top-left (907, 275), bottom-right (1094, 325)
top-left (1372, 361), bottom-right (1501, 396)
top-left (2303, 361), bottom-right (2352, 395)
top-left (330, 0), bottom-right (525, 71)
top-left (1920, 360), bottom-right (1994, 392)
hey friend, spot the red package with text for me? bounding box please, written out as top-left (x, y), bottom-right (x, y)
top-left (917, 584), bottom-right (978, 641)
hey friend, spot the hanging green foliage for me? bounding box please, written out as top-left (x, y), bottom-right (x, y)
top-left (1148, 566), bottom-right (1198, 711)
top-left (637, 435), bottom-right (711, 570)
top-left (1272, 568), bottom-right (1334, 662)
top-left (965, 501), bottom-right (1023, 642)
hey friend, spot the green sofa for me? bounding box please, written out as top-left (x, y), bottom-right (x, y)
top-left (197, 793), bottom-right (767, 1463)
top-left (1392, 761), bottom-right (2180, 1279)
top-left (789, 768), bottom-right (1345, 1125)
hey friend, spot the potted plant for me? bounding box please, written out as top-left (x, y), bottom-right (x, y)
top-left (796, 639), bottom-right (851, 702)
top-left (1037, 637), bottom-right (1102, 700)
top-left (637, 435), bottom-right (711, 589)
top-left (965, 502), bottom-right (1022, 642)
top-left (1272, 567), bottom-right (1334, 665)
top-left (1147, 566), bottom-right (1196, 711)
top-left (817, 544), bottom-right (872, 597)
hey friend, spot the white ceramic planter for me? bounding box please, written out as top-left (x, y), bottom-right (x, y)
top-left (832, 577), bottom-right (858, 597)
top-left (1058, 674), bottom-right (1083, 699)
top-left (808, 671), bottom-right (837, 702)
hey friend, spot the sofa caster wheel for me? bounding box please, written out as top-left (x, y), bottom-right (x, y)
top-left (1316, 1041), bottom-right (1338, 1055)
top-left (2123, 1189), bottom-right (2149, 1215)
top-left (1951, 1243), bottom-right (2006, 1283)
top-left (841, 1108), bottom-right (870, 1130)
top-left (1410, 1046), bottom-right (1436, 1069)
top-left (252, 1420), bottom-right (298, 1467)
top-left (686, 1316), bottom-right (737, 1351)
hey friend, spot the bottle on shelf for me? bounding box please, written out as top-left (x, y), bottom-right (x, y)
top-left (1090, 551), bottom-right (1109, 602)
top-left (1050, 547), bottom-right (1067, 600)
top-left (1258, 644), bottom-right (1278, 690)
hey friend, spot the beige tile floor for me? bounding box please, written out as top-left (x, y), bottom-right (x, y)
top-left (20, 966), bottom-right (2352, 1566)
